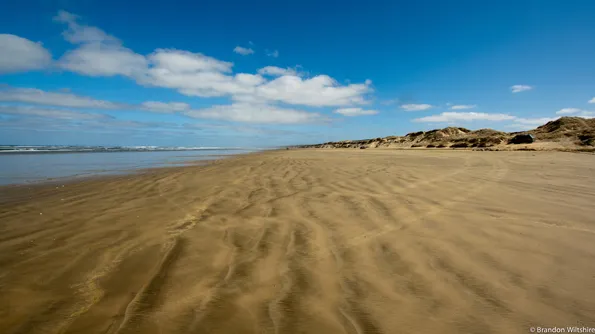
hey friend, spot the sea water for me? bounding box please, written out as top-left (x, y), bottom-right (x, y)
top-left (0, 146), bottom-right (258, 185)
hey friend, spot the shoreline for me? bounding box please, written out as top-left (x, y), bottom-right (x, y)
top-left (0, 148), bottom-right (269, 191)
top-left (1, 147), bottom-right (591, 203)
top-left (0, 149), bottom-right (270, 204)
top-left (0, 146), bottom-right (261, 155)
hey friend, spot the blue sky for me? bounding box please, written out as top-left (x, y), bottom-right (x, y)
top-left (1, 0), bottom-right (594, 147)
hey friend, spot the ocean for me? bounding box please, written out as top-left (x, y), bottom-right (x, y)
top-left (0, 145), bottom-right (259, 185)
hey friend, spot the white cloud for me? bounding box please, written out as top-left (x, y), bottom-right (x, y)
top-left (556, 108), bottom-right (581, 115)
top-left (0, 87), bottom-right (119, 109)
top-left (555, 108), bottom-right (595, 118)
top-left (230, 93), bottom-right (268, 104)
top-left (58, 41), bottom-right (148, 78)
top-left (574, 111), bottom-right (595, 118)
top-left (233, 46), bottom-right (254, 55)
top-left (510, 85), bottom-right (533, 93)
top-left (513, 117), bottom-right (556, 125)
top-left (53, 10), bottom-right (119, 45)
top-left (149, 49), bottom-right (233, 73)
top-left (413, 112), bottom-right (515, 122)
top-left (257, 66), bottom-right (298, 77)
top-left (252, 75), bottom-right (372, 107)
top-left (504, 117), bottom-right (558, 130)
top-left (51, 11), bottom-right (373, 121)
top-left (141, 101), bottom-right (190, 113)
top-left (139, 49), bottom-right (258, 97)
top-left (54, 10), bottom-right (147, 77)
top-left (589, 97), bottom-right (595, 104)
top-left (334, 108), bottom-right (378, 116)
top-left (0, 86), bottom-right (200, 114)
top-left (58, 33), bottom-right (368, 106)
top-left (450, 104), bottom-right (476, 110)
top-left (267, 49), bottom-right (279, 58)
top-left (53, 10), bottom-right (78, 25)
top-left (413, 112), bottom-right (573, 130)
top-left (144, 65), bottom-right (264, 98)
top-left (185, 103), bottom-right (323, 124)
top-left (0, 34), bottom-right (52, 74)
top-left (0, 105), bottom-right (108, 120)
top-left (401, 104), bottom-right (432, 111)
top-left (182, 122), bottom-right (302, 136)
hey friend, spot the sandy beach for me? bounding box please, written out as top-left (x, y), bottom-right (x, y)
top-left (1, 149), bottom-right (594, 334)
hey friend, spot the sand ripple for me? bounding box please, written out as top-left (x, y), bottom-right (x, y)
top-left (1, 149), bottom-right (594, 333)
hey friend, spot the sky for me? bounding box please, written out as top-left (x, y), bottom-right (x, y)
top-left (1, 0), bottom-right (594, 147)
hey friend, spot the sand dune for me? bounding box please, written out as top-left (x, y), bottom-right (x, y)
top-left (1, 149), bottom-right (595, 334)
top-left (300, 116), bottom-right (595, 151)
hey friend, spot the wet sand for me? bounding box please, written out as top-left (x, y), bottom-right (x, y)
top-left (1, 149), bottom-right (594, 334)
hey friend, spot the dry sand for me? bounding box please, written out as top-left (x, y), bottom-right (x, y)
top-left (1, 149), bottom-right (594, 334)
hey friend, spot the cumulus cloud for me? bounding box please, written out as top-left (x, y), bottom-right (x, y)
top-left (413, 112), bottom-right (515, 122)
top-left (333, 108), bottom-right (378, 116)
top-left (556, 108), bottom-right (582, 115)
top-left (257, 66), bottom-right (298, 77)
top-left (555, 108), bottom-right (595, 117)
top-left (589, 97), bottom-right (595, 104)
top-left (401, 104), bottom-right (432, 111)
top-left (144, 60), bottom-right (264, 97)
top-left (54, 10), bottom-right (119, 44)
top-left (59, 43), bottom-right (148, 77)
top-left (450, 104), bottom-right (476, 110)
top-left (54, 12), bottom-right (372, 106)
top-left (266, 49), bottom-right (279, 58)
top-left (185, 103), bottom-right (323, 124)
top-left (513, 117), bottom-right (557, 126)
top-left (252, 75), bottom-right (372, 107)
top-left (0, 105), bottom-right (109, 120)
top-left (0, 86), bottom-right (198, 115)
top-left (141, 101), bottom-right (190, 112)
top-left (504, 117), bottom-right (559, 130)
top-left (510, 85), bottom-right (533, 93)
top-left (138, 49), bottom-right (263, 97)
top-left (54, 13), bottom-right (148, 77)
top-left (413, 112), bottom-right (573, 130)
top-left (149, 49), bottom-right (233, 73)
top-left (50, 11), bottom-right (373, 121)
top-left (182, 122), bottom-right (304, 136)
top-left (0, 87), bottom-right (120, 109)
top-left (233, 46), bottom-right (254, 55)
top-left (0, 112), bottom-right (200, 138)
top-left (0, 34), bottom-right (52, 74)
